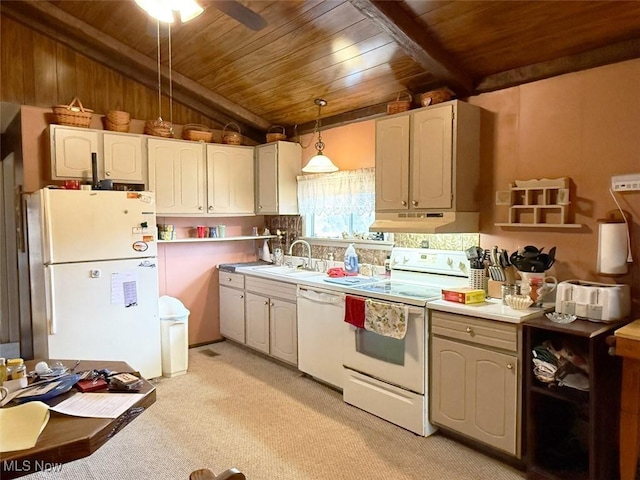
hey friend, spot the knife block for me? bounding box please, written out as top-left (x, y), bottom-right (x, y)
top-left (487, 280), bottom-right (505, 299)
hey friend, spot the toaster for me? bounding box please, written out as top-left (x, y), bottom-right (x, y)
top-left (555, 280), bottom-right (631, 322)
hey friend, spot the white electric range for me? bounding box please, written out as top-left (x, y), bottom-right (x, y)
top-left (341, 247), bottom-right (470, 436)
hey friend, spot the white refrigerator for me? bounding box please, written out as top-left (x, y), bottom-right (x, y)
top-left (26, 188), bottom-right (162, 379)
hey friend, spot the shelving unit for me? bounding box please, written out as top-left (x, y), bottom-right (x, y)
top-left (158, 235), bottom-right (276, 244)
top-left (495, 177), bottom-right (581, 228)
top-left (523, 317), bottom-right (625, 480)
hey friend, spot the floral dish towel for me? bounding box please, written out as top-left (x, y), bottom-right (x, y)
top-left (364, 299), bottom-right (408, 339)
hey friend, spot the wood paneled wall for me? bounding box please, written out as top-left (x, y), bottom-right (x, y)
top-left (1, 16), bottom-right (218, 128)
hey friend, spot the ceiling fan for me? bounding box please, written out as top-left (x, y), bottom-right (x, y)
top-left (135, 0), bottom-right (267, 31)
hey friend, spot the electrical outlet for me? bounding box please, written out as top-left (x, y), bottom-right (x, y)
top-left (611, 173), bottom-right (640, 192)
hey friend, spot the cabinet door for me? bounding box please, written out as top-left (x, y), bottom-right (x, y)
top-left (411, 105), bottom-right (453, 210)
top-left (103, 133), bottom-right (145, 183)
top-left (245, 292), bottom-right (270, 354)
top-left (148, 139), bottom-right (205, 215)
top-left (375, 115), bottom-right (410, 211)
top-left (255, 144), bottom-right (278, 214)
top-left (219, 286), bottom-right (245, 343)
top-left (52, 127), bottom-right (99, 179)
top-left (206, 145), bottom-right (254, 214)
top-left (431, 336), bottom-right (518, 455)
top-left (270, 299), bottom-right (297, 365)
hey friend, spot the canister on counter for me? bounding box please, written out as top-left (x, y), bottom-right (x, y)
top-left (501, 284), bottom-right (519, 305)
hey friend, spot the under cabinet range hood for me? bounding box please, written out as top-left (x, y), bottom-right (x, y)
top-left (369, 212), bottom-right (479, 234)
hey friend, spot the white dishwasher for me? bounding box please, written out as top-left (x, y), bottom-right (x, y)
top-left (297, 285), bottom-right (346, 389)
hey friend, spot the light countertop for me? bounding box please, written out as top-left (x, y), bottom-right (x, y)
top-left (427, 298), bottom-right (554, 324)
top-left (234, 263), bottom-right (549, 325)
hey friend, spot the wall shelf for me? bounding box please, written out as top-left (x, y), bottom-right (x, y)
top-left (495, 177), bottom-right (582, 228)
top-left (158, 235), bottom-right (276, 244)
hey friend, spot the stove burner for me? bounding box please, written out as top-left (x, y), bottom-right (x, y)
top-left (353, 281), bottom-right (441, 301)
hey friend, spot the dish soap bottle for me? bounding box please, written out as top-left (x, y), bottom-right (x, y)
top-left (344, 243), bottom-right (359, 274)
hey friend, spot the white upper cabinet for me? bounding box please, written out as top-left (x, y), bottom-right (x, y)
top-left (255, 141), bottom-right (301, 215)
top-left (50, 125), bottom-right (145, 184)
top-left (148, 138), bottom-right (206, 215)
top-left (206, 144), bottom-right (254, 215)
top-left (375, 100), bottom-right (481, 213)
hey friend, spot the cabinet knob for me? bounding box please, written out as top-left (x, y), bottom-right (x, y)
top-left (258, 205), bottom-right (263, 210)
top-left (105, 171), bottom-right (111, 177)
top-left (465, 326), bottom-right (473, 334)
top-left (506, 363), bottom-right (513, 370)
top-left (227, 278), bottom-right (232, 281)
top-left (411, 200), bottom-right (418, 206)
top-left (240, 295), bottom-right (244, 299)
top-left (270, 302), bottom-right (275, 307)
top-left (264, 301), bottom-right (269, 306)
top-left (208, 206), bottom-right (213, 210)
top-left (401, 200), bottom-right (407, 206)
top-left (198, 206), bottom-right (203, 210)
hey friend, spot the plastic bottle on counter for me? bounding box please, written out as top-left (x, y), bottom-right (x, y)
top-left (384, 255), bottom-right (391, 275)
top-left (344, 243), bottom-right (359, 274)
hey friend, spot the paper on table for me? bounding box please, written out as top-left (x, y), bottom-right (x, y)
top-left (0, 401), bottom-right (50, 452)
top-left (50, 393), bottom-right (144, 418)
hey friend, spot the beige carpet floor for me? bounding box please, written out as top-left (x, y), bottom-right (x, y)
top-left (23, 341), bottom-right (526, 480)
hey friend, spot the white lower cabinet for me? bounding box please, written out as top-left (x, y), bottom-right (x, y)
top-left (430, 311), bottom-right (521, 457)
top-left (242, 276), bottom-right (297, 366)
top-left (218, 272), bottom-right (246, 343)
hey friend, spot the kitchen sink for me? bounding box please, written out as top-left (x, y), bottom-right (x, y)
top-left (250, 265), bottom-right (323, 278)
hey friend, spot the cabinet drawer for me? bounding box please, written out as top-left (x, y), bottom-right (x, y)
top-left (431, 311), bottom-right (518, 352)
top-left (245, 276), bottom-right (296, 302)
top-left (218, 271), bottom-right (244, 289)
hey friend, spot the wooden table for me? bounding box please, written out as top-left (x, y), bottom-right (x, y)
top-left (615, 320), bottom-right (640, 480)
top-left (0, 360), bottom-right (156, 479)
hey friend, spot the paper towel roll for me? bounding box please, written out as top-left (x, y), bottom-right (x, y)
top-left (597, 222), bottom-right (628, 275)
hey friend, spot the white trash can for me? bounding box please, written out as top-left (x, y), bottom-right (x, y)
top-left (158, 295), bottom-right (190, 377)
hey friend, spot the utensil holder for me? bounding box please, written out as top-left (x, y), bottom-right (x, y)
top-left (469, 268), bottom-right (486, 291)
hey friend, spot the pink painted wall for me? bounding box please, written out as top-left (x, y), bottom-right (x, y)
top-left (156, 217), bottom-right (265, 345)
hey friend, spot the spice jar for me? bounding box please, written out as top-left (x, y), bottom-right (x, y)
top-left (0, 358), bottom-right (6, 385)
top-left (7, 358), bottom-right (26, 380)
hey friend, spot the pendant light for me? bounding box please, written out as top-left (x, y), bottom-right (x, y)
top-left (302, 99), bottom-right (338, 173)
top-left (135, 0), bottom-right (204, 24)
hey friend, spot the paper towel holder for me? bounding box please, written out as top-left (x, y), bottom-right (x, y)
top-left (596, 210), bottom-right (632, 277)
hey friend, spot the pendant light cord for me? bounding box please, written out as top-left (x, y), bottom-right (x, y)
top-left (168, 22), bottom-right (173, 126)
top-left (295, 101), bottom-right (323, 149)
top-left (156, 20), bottom-right (162, 120)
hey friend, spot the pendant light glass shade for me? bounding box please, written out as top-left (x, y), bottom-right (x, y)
top-left (302, 98), bottom-right (339, 174)
top-left (302, 152), bottom-right (339, 173)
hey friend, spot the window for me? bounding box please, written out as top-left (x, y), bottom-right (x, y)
top-left (297, 168), bottom-right (375, 238)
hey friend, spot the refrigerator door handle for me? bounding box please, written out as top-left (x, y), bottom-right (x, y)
top-left (45, 266), bottom-right (56, 335)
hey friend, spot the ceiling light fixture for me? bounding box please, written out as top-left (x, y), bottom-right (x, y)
top-left (302, 99), bottom-right (339, 174)
top-left (135, 0), bottom-right (204, 24)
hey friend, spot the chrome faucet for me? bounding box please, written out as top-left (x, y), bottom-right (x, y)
top-left (288, 239), bottom-right (312, 270)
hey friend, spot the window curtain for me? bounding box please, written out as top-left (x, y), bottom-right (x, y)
top-left (297, 167), bottom-right (375, 216)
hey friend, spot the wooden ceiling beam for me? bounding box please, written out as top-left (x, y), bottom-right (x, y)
top-left (0, 1), bottom-right (271, 138)
top-left (476, 37), bottom-right (640, 93)
top-left (348, 0), bottom-right (474, 96)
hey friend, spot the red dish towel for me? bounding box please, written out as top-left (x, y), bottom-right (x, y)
top-left (345, 295), bottom-right (366, 328)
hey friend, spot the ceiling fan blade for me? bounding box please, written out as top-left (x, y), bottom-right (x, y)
top-left (212, 0), bottom-right (267, 31)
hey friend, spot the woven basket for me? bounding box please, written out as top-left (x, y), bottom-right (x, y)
top-left (53, 97), bottom-right (93, 127)
top-left (182, 124), bottom-right (213, 142)
top-left (387, 92), bottom-right (412, 115)
top-left (104, 117), bottom-right (130, 133)
top-left (266, 125), bottom-right (287, 143)
top-left (222, 122), bottom-right (242, 145)
top-left (106, 110), bottom-right (130, 125)
top-left (419, 87), bottom-right (455, 107)
top-left (144, 118), bottom-right (173, 138)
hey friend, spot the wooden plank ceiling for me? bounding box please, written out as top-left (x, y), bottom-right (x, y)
top-left (2, 0), bottom-right (639, 141)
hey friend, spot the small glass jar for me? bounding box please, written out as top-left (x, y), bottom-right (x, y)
top-left (7, 358), bottom-right (26, 380)
top-left (501, 284), bottom-right (519, 305)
